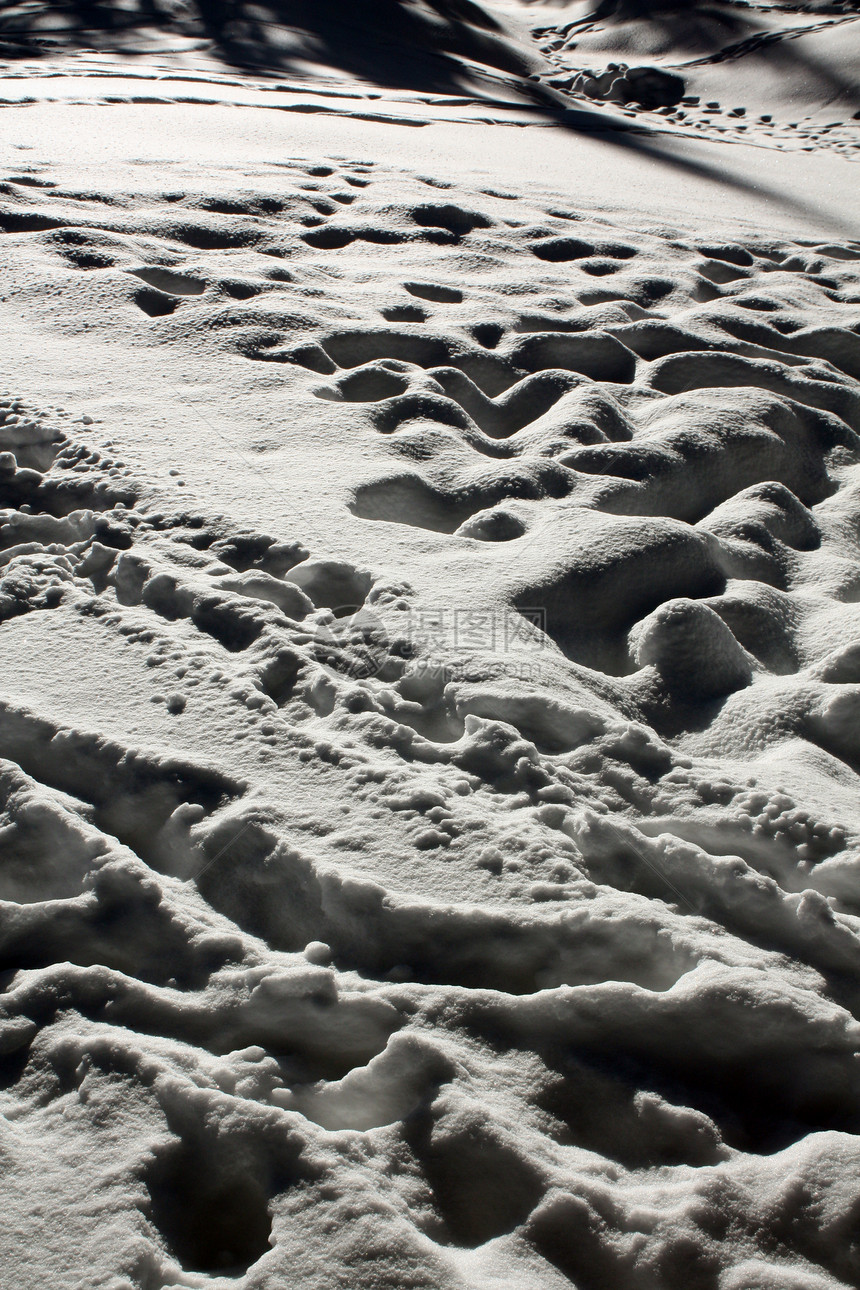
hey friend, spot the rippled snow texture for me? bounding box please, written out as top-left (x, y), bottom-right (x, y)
top-left (1, 158), bottom-right (860, 1289)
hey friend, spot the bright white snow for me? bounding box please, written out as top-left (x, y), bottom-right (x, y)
top-left (0, 2), bottom-right (859, 1288)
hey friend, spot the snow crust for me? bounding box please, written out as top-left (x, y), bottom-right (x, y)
top-left (0, 2), bottom-right (859, 1287)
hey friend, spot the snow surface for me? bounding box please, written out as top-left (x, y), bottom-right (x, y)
top-left (0, 2), bottom-right (859, 1287)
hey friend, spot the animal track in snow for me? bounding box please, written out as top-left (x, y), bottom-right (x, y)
top-left (128, 266), bottom-right (206, 295)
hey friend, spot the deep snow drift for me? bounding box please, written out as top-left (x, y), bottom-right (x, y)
top-left (0, 3), bottom-right (859, 1288)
